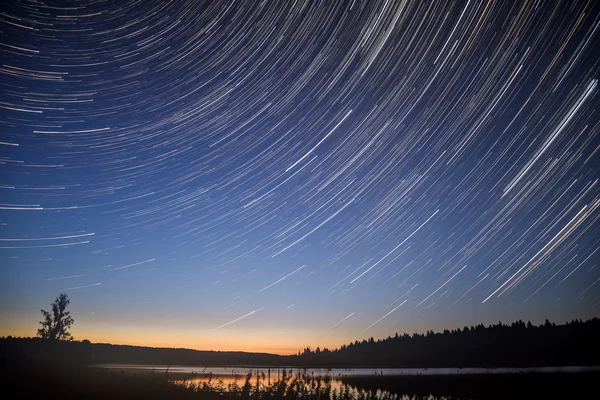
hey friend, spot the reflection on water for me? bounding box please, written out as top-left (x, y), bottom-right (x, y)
top-left (172, 371), bottom-right (445, 400)
top-left (93, 365), bottom-right (600, 400)
top-left (175, 374), bottom-right (350, 394)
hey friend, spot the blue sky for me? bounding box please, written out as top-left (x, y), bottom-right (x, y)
top-left (1, 0), bottom-right (599, 354)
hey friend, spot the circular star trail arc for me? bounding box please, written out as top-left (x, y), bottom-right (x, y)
top-left (1, 0), bottom-right (599, 344)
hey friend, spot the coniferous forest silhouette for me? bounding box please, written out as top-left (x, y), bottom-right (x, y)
top-left (292, 318), bottom-right (600, 368)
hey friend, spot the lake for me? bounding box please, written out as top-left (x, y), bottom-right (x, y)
top-left (92, 364), bottom-right (600, 399)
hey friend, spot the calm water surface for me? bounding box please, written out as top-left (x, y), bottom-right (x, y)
top-left (93, 364), bottom-right (600, 400)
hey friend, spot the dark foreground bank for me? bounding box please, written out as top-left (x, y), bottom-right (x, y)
top-left (341, 372), bottom-right (600, 399)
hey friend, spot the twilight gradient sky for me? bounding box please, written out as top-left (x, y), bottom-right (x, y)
top-left (1, 0), bottom-right (599, 355)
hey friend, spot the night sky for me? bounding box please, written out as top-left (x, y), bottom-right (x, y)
top-left (1, 0), bottom-right (599, 355)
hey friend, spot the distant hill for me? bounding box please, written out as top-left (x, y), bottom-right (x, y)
top-left (2, 317), bottom-right (599, 368)
top-left (0, 338), bottom-right (287, 367)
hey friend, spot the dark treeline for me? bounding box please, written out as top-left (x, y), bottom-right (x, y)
top-left (2, 318), bottom-right (599, 368)
top-left (292, 318), bottom-right (600, 368)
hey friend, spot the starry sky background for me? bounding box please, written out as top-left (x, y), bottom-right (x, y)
top-left (1, 0), bottom-right (599, 355)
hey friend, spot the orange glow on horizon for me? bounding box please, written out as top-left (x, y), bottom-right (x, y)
top-left (1, 313), bottom-right (423, 356)
top-left (0, 322), bottom-right (347, 356)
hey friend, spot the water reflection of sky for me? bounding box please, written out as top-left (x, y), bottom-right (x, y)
top-left (175, 375), bottom-right (347, 394)
top-left (172, 374), bottom-right (416, 400)
top-left (93, 365), bottom-right (600, 376)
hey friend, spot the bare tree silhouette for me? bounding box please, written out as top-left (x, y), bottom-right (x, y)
top-left (37, 293), bottom-right (74, 340)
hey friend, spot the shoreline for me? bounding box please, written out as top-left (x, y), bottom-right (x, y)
top-left (90, 364), bottom-right (600, 379)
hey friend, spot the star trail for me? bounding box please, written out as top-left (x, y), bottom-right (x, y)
top-left (1, 0), bottom-right (599, 354)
